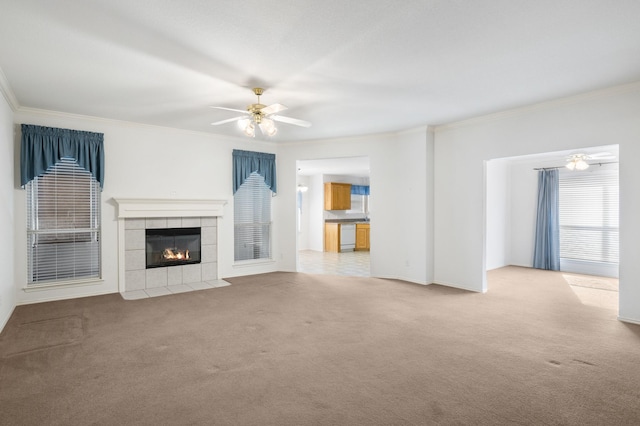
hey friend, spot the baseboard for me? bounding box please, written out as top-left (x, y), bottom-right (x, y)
top-left (17, 287), bottom-right (117, 306)
top-left (0, 304), bottom-right (16, 335)
top-left (374, 274), bottom-right (429, 286)
top-left (431, 280), bottom-right (485, 293)
top-left (617, 316), bottom-right (640, 326)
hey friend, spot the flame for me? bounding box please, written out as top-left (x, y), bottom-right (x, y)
top-left (162, 248), bottom-right (190, 260)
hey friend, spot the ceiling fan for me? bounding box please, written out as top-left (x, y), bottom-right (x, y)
top-left (210, 87), bottom-right (311, 137)
top-left (565, 152), bottom-right (616, 171)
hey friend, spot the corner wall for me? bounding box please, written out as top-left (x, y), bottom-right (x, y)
top-left (508, 158), bottom-right (543, 268)
top-left (485, 158), bottom-right (511, 271)
top-left (433, 83), bottom-right (640, 322)
top-left (0, 92), bottom-right (15, 332)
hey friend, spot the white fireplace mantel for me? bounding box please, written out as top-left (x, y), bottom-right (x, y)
top-left (114, 198), bottom-right (227, 219)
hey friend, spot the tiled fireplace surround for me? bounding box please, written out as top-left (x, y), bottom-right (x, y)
top-left (115, 199), bottom-right (227, 294)
top-left (124, 216), bottom-right (217, 290)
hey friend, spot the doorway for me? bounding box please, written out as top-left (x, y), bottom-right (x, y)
top-left (296, 156), bottom-right (371, 277)
top-left (484, 145), bottom-right (619, 312)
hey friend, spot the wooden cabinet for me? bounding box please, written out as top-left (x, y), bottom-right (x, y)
top-left (355, 223), bottom-right (370, 251)
top-left (324, 222), bottom-right (340, 252)
top-left (324, 183), bottom-right (352, 210)
top-left (326, 222), bottom-right (369, 252)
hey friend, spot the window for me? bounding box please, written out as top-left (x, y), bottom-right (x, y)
top-left (26, 157), bottom-right (101, 285)
top-left (234, 172), bottom-right (272, 262)
top-left (559, 167), bottom-right (619, 275)
top-left (348, 185), bottom-right (370, 217)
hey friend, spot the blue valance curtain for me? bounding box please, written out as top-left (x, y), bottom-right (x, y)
top-left (20, 124), bottom-right (105, 189)
top-left (533, 169), bottom-right (560, 270)
top-left (232, 149), bottom-right (277, 194)
top-left (351, 185), bottom-right (370, 195)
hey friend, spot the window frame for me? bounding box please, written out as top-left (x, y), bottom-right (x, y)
top-left (25, 157), bottom-right (102, 287)
top-left (558, 165), bottom-right (619, 277)
top-left (233, 171), bottom-right (273, 263)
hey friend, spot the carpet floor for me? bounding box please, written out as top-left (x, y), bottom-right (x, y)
top-left (1, 266), bottom-right (639, 425)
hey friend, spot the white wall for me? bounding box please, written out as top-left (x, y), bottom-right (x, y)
top-left (0, 92), bottom-right (15, 330)
top-left (306, 174), bottom-right (325, 252)
top-left (278, 127), bottom-right (434, 285)
top-left (433, 83), bottom-right (640, 323)
top-left (12, 109), bottom-right (280, 305)
top-left (296, 175), bottom-right (311, 251)
top-left (508, 159), bottom-right (542, 268)
top-left (485, 158), bottom-right (510, 271)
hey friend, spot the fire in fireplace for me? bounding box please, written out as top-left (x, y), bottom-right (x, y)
top-left (146, 227), bottom-right (201, 268)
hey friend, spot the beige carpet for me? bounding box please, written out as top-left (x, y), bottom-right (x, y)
top-left (1, 266), bottom-right (639, 425)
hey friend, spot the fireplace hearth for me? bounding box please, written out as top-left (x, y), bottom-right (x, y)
top-left (146, 227), bottom-right (201, 268)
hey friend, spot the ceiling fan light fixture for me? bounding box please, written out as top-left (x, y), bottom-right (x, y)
top-left (238, 118), bottom-right (250, 130)
top-left (260, 117), bottom-right (277, 137)
top-left (210, 87), bottom-right (310, 138)
top-left (243, 121), bottom-right (255, 137)
top-left (575, 159), bottom-right (589, 170)
top-left (565, 154), bottom-right (590, 171)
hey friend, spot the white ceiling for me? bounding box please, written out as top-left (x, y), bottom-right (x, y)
top-left (1, 1), bottom-right (640, 142)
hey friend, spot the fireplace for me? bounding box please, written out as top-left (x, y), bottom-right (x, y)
top-left (146, 227), bottom-right (201, 269)
top-left (115, 198), bottom-right (226, 293)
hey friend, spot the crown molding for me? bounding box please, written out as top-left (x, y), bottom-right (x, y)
top-left (434, 80), bottom-right (640, 133)
top-left (397, 124), bottom-right (430, 136)
top-left (14, 106), bottom-right (269, 145)
top-left (279, 125), bottom-right (433, 148)
top-left (278, 129), bottom-right (396, 147)
top-left (0, 67), bottom-right (19, 111)
top-left (15, 106), bottom-right (211, 135)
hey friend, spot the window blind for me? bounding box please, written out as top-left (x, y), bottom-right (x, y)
top-left (559, 168), bottom-right (619, 266)
top-left (26, 157), bottom-right (101, 284)
top-left (234, 172), bottom-right (272, 262)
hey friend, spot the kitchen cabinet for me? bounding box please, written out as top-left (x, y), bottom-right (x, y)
top-left (324, 222), bottom-right (356, 252)
top-left (324, 182), bottom-right (351, 210)
top-left (355, 223), bottom-right (370, 251)
top-left (324, 223), bottom-right (340, 252)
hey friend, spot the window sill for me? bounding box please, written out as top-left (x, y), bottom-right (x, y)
top-left (23, 278), bottom-right (104, 292)
top-left (233, 259), bottom-right (276, 268)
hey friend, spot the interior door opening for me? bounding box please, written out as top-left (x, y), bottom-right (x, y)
top-left (296, 156), bottom-right (371, 277)
top-left (484, 145), bottom-right (619, 313)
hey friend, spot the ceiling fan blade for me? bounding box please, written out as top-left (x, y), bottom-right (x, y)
top-left (210, 106), bottom-right (249, 114)
top-left (588, 152), bottom-right (616, 160)
top-left (261, 103), bottom-right (288, 116)
top-left (211, 116), bottom-right (244, 126)
top-left (271, 115), bottom-right (312, 128)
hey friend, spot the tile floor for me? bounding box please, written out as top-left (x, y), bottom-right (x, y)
top-left (121, 279), bottom-right (231, 300)
top-left (298, 250), bottom-right (370, 277)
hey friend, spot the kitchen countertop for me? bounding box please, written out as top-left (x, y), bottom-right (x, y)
top-left (325, 219), bottom-right (370, 224)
